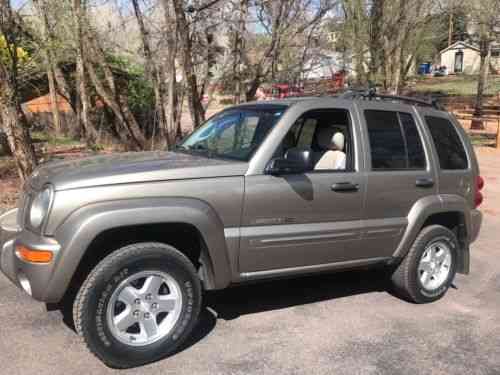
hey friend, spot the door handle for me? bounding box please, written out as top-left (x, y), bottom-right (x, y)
top-left (415, 177), bottom-right (434, 188)
top-left (331, 182), bottom-right (359, 192)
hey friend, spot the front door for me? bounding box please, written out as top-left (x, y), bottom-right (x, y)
top-left (239, 106), bottom-right (366, 273)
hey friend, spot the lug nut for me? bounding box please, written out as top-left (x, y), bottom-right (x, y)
top-left (144, 312), bottom-right (151, 319)
top-left (145, 294), bottom-right (153, 301)
top-left (151, 303), bottom-right (158, 309)
top-left (133, 310), bottom-right (140, 318)
top-left (134, 298), bottom-right (141, 305)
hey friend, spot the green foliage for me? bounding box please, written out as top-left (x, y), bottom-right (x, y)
top-left (0, 35), bottom-right (29, 65)
top-left (106, 55), bottom-right (155, 115)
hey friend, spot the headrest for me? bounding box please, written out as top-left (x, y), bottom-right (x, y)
top-left (331, 132), bottom-right (345, 151)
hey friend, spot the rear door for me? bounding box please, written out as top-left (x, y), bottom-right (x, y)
top-left (357, 102), bottom-right (438, 257)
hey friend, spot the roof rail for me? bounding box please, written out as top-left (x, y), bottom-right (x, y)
top-left (338, 89), bottom-right (444, 110)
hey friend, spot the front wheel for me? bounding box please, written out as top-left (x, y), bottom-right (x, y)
top-left (391, 225), bottom-right (458, 303)
top-left (73, 242), bottom-right (202, 368)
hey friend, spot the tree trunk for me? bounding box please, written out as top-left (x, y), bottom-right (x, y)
top-left (132, 0), bottom-right (169, 149)
top-left (161, 0), bottom-right (179, 146)
top-left (34, 0), bottom-right (62, 135)
top-left (448, 11), bottom-right (453, 46)
top-left (471, 38), bottom-right (492, 130)
top-left (47, 65), bottom-right (62, 135)
top-left (73, 0), bottom-right (97, 147)
top-left (171, 0), bottom-right (205, 128)
top-left (0, 102), bottom-right (37, 180)
top-left (232, 0), bottom-right (248, 104)
top-left (368, 0), bottom-right (384, 82)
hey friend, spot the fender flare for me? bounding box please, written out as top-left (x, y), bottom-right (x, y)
top-left (392, 194), bottom-right (472, 273)
top-left (48, 198), bottom-right (232, 302)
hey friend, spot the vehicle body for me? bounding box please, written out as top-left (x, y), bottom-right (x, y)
top-left (0, 94), bottom-right (483, 368)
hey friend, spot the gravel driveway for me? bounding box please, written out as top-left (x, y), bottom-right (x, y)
top-left (1, 150), bottom-right (500, 375)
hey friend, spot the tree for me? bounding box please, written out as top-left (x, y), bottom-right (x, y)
top-left (0, 0), bottom-right (37, 181)
top-left (171, 0), bottom-right (206, 128)
top-left (72, 0), bottom-right (97, 147)
top-left (470, 0), bottom-right (500, 130)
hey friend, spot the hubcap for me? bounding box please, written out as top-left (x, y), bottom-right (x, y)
top-left (106, 271), bottom-right (183, 347)
top-left (418, 240), bottom-right (452, 291)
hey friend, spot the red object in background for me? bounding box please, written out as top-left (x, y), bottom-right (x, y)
top-left (333, 70), bottom-right (346, 90)
top-left (271, 84), bottom-right (304, 99)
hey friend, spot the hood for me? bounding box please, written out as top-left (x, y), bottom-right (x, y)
top-left (29, 151), bottom-right (248, 191)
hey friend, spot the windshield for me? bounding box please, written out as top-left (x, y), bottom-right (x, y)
top-left (178, 105), bottom-right (287, 161)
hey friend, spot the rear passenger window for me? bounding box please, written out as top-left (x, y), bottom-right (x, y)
top-left (425, 116), bottom-right (468, 170)
top-left (365, 110), bottom-right (426, 170)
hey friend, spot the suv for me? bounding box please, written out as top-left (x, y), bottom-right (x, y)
top-left (0, 94), bottom-right (483, 368)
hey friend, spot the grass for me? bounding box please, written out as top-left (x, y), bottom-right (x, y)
top-left (31, 131), bottom-right (82, 147)
top-left (413, 75), bottom-right (500, 97)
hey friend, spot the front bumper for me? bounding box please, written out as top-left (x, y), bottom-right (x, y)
top-left (0, 209), bottom-right (61, 302)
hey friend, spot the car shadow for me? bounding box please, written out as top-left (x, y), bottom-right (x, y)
top-left (55, 268), bottom-right (396, 358)
top-left (175, 267), bottom-right (395, 354)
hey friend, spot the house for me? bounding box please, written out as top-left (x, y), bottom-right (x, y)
top-left (22, 94), bottom-right (72, 114)
top-left (21, 94), bottom-right (74, 132)
top-left (439, 41), bottom-right (500, 74)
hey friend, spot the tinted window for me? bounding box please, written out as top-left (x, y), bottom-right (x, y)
top-left (365, 110), bottom-right (406, 169)
top-left (399, 113), bottom-right (426, 169)
top-left (425, 116), bottom-right (468, 170)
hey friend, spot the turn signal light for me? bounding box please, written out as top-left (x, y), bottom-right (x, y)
top-left (15, 245), bottom-right (53, 263)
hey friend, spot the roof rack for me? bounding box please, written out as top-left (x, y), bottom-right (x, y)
top-left (338, 89), bottom-right (443, 110)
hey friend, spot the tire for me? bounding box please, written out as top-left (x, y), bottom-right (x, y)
top-left (73, 242), bottom-right (202, 368)
top-left (391, 225), bottom-right (459, 304)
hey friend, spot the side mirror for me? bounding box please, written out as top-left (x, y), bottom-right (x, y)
top-left (266, 148), bottom-right (313, 175)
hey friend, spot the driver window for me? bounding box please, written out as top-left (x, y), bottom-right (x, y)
top-left (278, 109), bottom-right (353, 172)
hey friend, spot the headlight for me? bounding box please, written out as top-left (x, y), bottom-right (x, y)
top-left (29, 186), bottom-right (53, 229)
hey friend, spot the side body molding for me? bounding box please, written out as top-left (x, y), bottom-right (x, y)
top-left (50, 198), bottom-right (232, 302)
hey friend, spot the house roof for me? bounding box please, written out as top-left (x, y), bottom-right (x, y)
top-left (440, 41), bottom-right (480, 54)
top-left (22, 94), bottom-right (72, 114)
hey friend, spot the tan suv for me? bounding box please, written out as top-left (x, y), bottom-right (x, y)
top-left (0, 92), bottom-right (483, 368)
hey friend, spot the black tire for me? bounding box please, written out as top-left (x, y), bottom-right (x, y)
top-left (391, 225), bottom-right (459, 304)
top-left (73, 242), bottom-right (202, 368)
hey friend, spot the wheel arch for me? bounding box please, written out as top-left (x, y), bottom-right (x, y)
top-left (393, 195), bottom-right (472, 274)
top-left (48, 198), bottom-right (232, 304)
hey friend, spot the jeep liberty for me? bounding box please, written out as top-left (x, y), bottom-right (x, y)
top-left (0, 93), bottom-right (483, 368)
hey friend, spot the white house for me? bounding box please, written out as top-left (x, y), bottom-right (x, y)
top-left (439, 41), bottom-right (500, 74)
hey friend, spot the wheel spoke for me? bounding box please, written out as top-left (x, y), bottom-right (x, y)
top-left (435, 249), bottom-right (446, 263)
top-left (114, 308), bottom-right (135, 331)
top-left (420, 271), bottom-right (431, 286)
top-left (156, 295), bottom-right (177, 313)
top-left (140, 318), bottom-right (159, 339)
top-left (140, 275), bottom-right (164, 296)
top-left (118, 286), bottom-right (139, 305)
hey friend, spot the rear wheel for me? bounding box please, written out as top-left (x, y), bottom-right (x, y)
top-left (391, 225), bottom-right (458, 303)
top-left (73, 242), bottom-right (202, 368)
